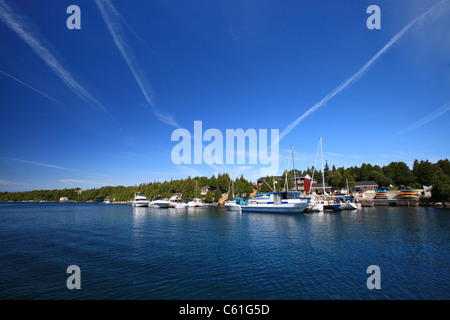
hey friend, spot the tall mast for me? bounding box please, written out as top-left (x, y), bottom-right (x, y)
top-left (320, 137), bottom-right (325, 195)
top-left (309, 139), bottom-right (320, 196)
top-left (283, 157), bottom-right (288, 191)
top-left (292, 145), bottom-right (297, 191)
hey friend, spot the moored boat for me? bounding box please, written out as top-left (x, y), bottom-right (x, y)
top-left (149, 196), bottom-right (170, 208)
top-left (225, 197), bottom-right (247, 211)
top-left (168, 195), bottom-right (182, 208)
top-left (338, 196), bottom-right (359, 210)
top-left (188, 198), bottom-right (203, 207)
top-left (130, 193), bottom-right (150, 207)
top-left (242, 191), bottom-right (310, 213)
top-left (175, 199), bottom-right (189, 209)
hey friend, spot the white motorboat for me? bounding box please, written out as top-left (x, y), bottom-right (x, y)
top-left (225, 197), bottom-right (247, 211)
top-left (168, 195), bottom-right (182, 208)
top-left (130, 193), bottom-right (150, 207)
top-left (148, 196), bottom-right (170, 208)
top-left (175, 199), bottom-right (189, 209)
top-left (188, 198), bottom-right (203, 207)
top-left (337, 196), bottom-right (359, 210)
top-left (242, 191), bottom-right (310, 213)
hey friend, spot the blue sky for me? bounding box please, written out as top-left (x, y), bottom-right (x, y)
top-left (1, 0), bottom-right (449, 192)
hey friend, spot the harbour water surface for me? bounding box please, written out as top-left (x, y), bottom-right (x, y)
top-left (0, 202), bottom-right (448, 299)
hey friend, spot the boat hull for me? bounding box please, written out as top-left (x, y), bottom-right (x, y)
top-left (241, 202), bottom-right (309, 213)
top-left (323, 204), bottom-right (340, 211)
top-left (339, 202), bottom-right (358, 210)
top-left (148, 201), bottom-right (170, 208)
top-left (225, 204), bottom-right (241, 211)
top-left (131, 201), bottom-right (149, 207)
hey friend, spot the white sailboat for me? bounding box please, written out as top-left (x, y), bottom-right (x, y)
top-left (307, 138), bottom-right (338, 211)
top-left (225, 169), bottom-right (242, 211)
top-left (188, 181), bottom-right (203, 207)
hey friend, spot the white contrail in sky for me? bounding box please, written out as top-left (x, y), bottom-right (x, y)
top-left (59, 179), bottom-right (108, 185)
top-left (0, 0), bottom-right (110, 115)
top-left (394, 101), bottom-right (450, 136)
top-left (0, 70), bottom-right (60, 104)
top-left (276, 0), bottom-right (448, 144)
top-left (0, 156), bottom-right (75, 171)
top-left (95, 0), bottom-right (180, 128)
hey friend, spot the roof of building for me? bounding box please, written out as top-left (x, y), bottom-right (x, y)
top-left (355, 181), bottom-right (378, 186)
top-left (310, 182), bottom-right (332, 189)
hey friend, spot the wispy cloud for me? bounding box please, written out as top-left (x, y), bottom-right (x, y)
top-left (394, 101), bottom-right (450, 136)
top-left (276, 0), bottom-right (447, 144)
top-left (0, 70), bottom-right (60, 104)
top-left (95, 0), bottom-right (179, 128)
top-left (0, 180), bottom-right (11, 185)
top-left (0, 156), bottom-right (74, 171)
top-left (0, 0), bottom-right (110, 115)
top-left (177, 165), bottom-right (202, 177)
top-left (59, 179), bottom-right (109, 186)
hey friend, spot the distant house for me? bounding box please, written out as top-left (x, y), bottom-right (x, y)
top-left (293, 174), bottom-right (317, 193)
top-left (75, 189), bottom-right (83, 195)
top-left (59, 197), bottom-right (69, 202)
top-left (355, 181), bottom-right (378, 192)
top-left (310, 182), bottom-right (333, 195)
top-left (201, 185), bottom-right (210, 196)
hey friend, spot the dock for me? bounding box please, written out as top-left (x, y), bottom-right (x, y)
top-left (358, 190), bottom-right (419, 207)
top-left (360, 199), bottom-right (419, 207)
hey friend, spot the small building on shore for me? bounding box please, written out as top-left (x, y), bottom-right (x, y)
top-left (355, 181), bottom-right (378, 192)
top-left (59, 197), bottom-right (69, 202)
top-left (201, 185), bottom-right (210, 196)
top-left (310, 182), bottom-right (332, 195)
top-left (293, 174), bottom-right (317, 193)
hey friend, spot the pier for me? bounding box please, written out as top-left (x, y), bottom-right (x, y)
top-left (360, 199), bottom-right (419, 207)
top-left (358, 190), bottom-right (419, 207)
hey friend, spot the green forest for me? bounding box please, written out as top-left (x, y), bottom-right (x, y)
top-left (0, 173), bottom-right (254, 203)
top-left (1, 159), bottom-right (449, 202)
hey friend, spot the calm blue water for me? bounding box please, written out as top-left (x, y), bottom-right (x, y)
top-left (0, 202), bottom-right (448, 300)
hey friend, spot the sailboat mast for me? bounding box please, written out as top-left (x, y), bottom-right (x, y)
top-left (320, 137), bottom-right (325, 195)
top-left (292, 145), bottom-right (297, 191)
top-left (283, 157), bottom-right (288, 191)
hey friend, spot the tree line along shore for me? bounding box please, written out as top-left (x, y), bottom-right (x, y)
top-left (1, 159), bottom-right (449, 203)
